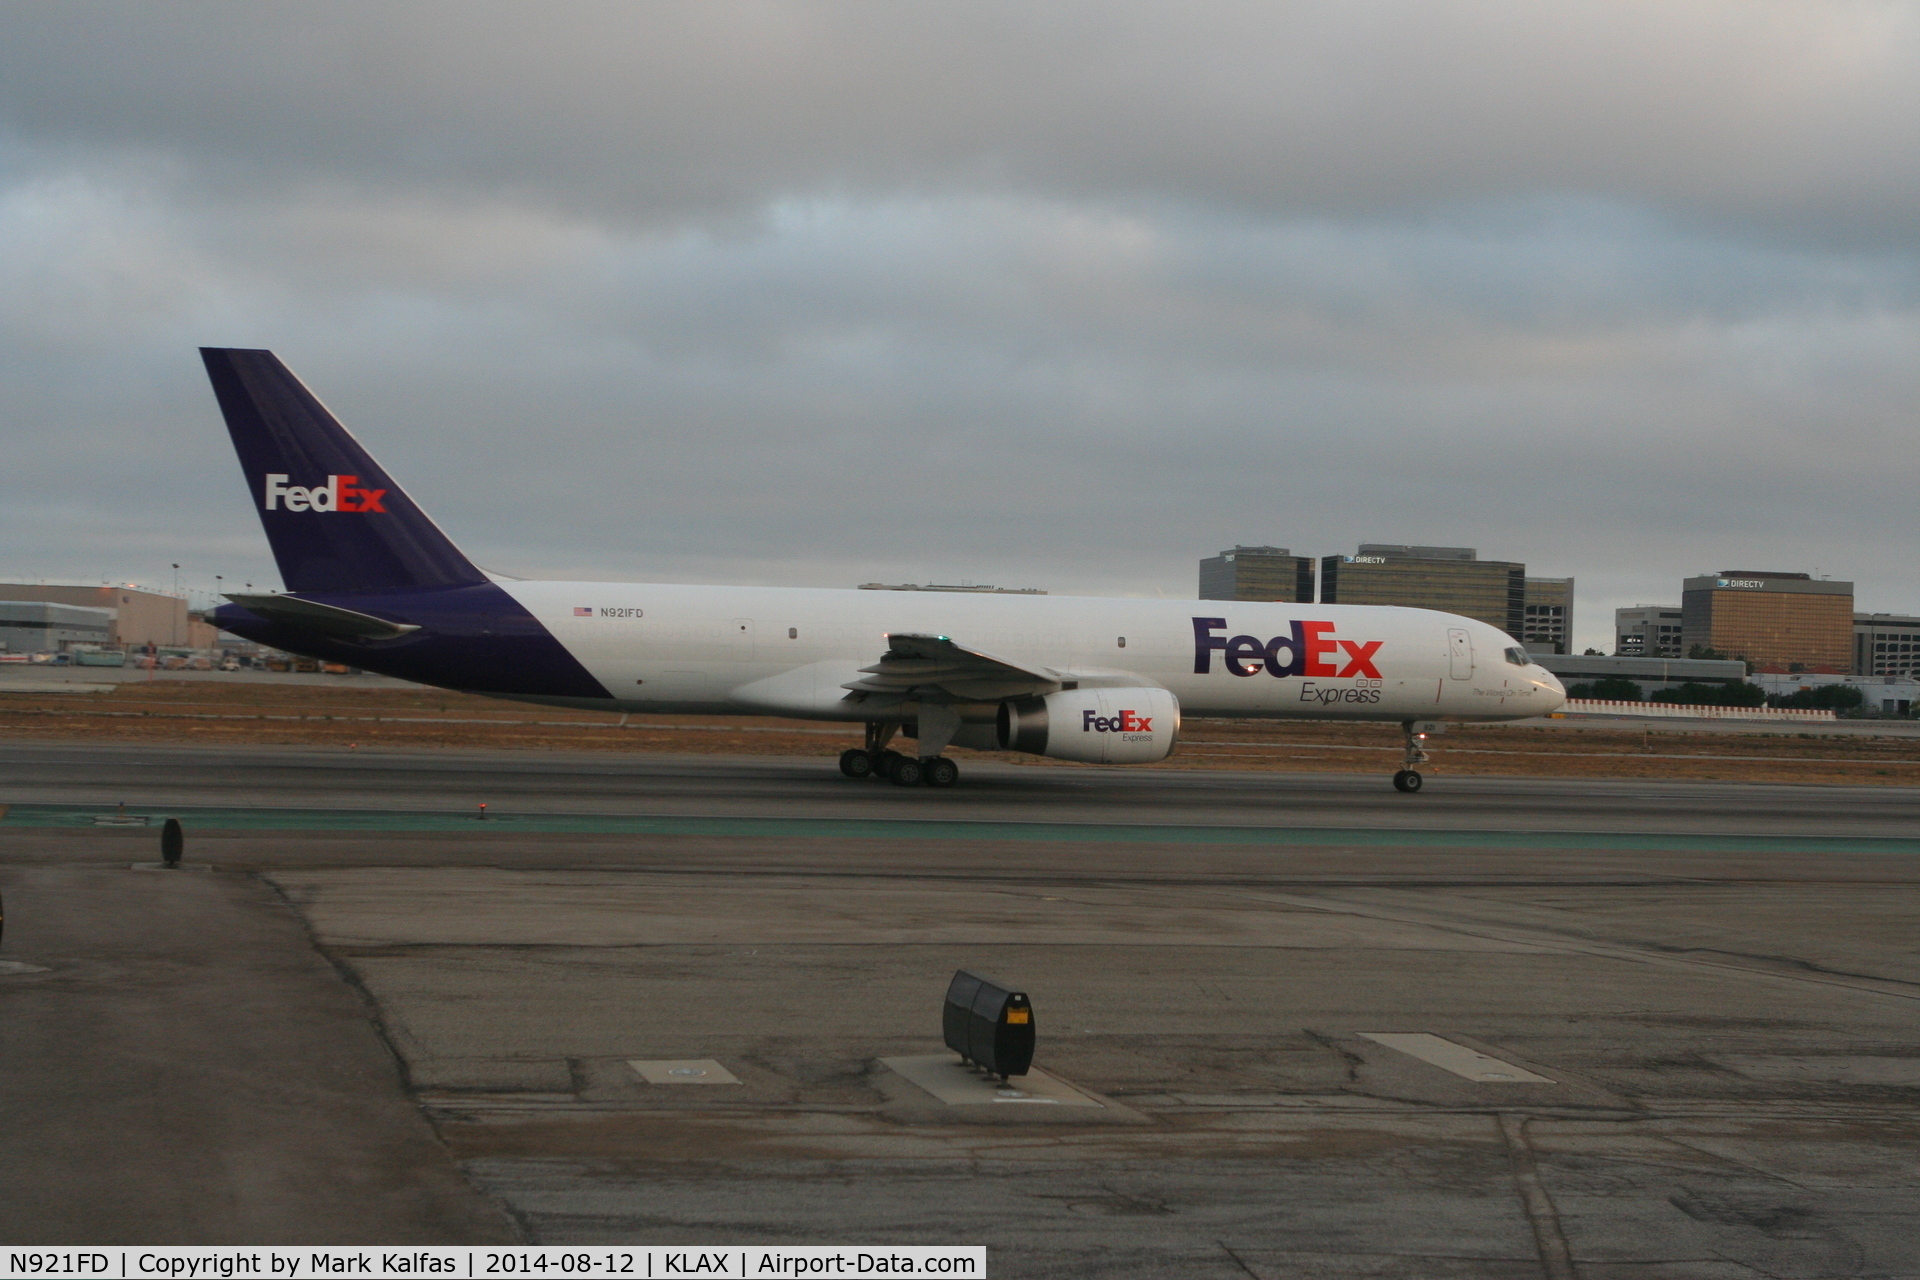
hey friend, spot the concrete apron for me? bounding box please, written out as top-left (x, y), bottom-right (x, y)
top-left (0, 863), bottom-right (517, 1244)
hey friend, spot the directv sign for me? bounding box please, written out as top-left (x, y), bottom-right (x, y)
top-left (1683, 573), bottom-right (1853, 598)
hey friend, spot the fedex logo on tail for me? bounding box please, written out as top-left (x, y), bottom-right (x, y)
top-left (1192, 617), bottom-right (1383, 679)
top-left (262, 474), bottom-right (388, 513)
top-left (1083, 708), bottom-right (1153, 733)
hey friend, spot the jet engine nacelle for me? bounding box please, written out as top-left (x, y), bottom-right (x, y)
top-left (997, 687), bottom-right (1181, 764)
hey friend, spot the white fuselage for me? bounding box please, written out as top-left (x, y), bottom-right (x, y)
top-left (492, 580), bottom-right (1567, 723)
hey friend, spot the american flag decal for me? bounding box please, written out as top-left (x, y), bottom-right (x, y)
top-left (573, 607), bottom-right (593, 616)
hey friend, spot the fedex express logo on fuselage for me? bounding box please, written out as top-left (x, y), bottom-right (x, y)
top-left (261, 474), bottom-right (388, 513)
top-left (1191, 617), bottom-right (1382, 679)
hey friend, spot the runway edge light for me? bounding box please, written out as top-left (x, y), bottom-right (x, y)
top-left (943, 969), bottom-right (1036, 1081)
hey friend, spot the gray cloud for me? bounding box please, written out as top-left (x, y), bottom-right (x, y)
top-left (1, 2), bottom-right (1918, 647)
top-left (5, 2), bottom-right (1918, 236)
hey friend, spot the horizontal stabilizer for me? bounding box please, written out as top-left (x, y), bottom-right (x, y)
top-left (224, 593), bottom-right (421, 641)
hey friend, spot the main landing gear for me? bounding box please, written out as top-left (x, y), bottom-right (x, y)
top-left (839, 723), bottom-right (959, 788)
top-left (1393, 720), bottom-right (1435, 793)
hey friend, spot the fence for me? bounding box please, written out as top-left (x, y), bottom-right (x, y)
top-left (1560, 699), bottom-right (1836, 722)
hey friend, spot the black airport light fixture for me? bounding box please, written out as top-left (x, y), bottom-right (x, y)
top-left (160, 818), bottom-right (184, 868)
top-left (944, 969), bottom-right (1035, 1081)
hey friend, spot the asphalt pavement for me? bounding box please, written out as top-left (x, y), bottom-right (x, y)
top-left (3, 741), bottom-right (1918, 1277)
top-left (2, 739), bottom-right (1914, 837)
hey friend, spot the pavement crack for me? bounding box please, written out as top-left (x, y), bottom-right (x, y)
top-left (1498, 1113), bottom-right (1578, 1280)
top-left (1302, 1028), bottom-right (1366, 1083)
top-left (1218, 1242), bottom-right (1259, 1278)
top-left (1653, 1139), bottom-right (1815, 1191)
top-left (1222, 887), bottom-right (1920, 1005)
top-left (1655, 945), bottom-right (1920, 991)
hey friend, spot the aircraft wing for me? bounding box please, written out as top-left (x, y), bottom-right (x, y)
top-left (843, 633), bottom-right (1068, 703)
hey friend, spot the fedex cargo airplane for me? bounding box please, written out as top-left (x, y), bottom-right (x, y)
top-left (201, 348), bottom-right (1566, 790)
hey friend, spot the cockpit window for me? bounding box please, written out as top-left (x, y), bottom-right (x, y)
top-left (1504, 646), bottom-right (1530, 666)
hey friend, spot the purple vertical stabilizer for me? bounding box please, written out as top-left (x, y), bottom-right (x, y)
top-left (200, 348), bottom-right (489, 595)
top-left (200, 347), bottom-right (611, 700)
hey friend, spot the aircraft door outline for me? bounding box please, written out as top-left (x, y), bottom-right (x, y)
top-left (1447, 627), bottom-right (1473, 680)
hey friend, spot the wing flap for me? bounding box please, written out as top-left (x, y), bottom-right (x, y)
top-left (841, 632), bottom-right (1066, 701)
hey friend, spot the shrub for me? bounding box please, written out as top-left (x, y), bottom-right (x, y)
top-left (1566, 677), bottom-right (1643, 701)
top-left (1768, 684), bottom-right (1864, 710)
top-left (1654, 681), bottom-right (1767, 707)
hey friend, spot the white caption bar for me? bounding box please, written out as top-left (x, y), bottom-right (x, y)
top-left (1, 1248), bottom-right (986, 1280)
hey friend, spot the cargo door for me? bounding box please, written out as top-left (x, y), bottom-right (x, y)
top-left (1447, 627), bottom-right (1473, 680)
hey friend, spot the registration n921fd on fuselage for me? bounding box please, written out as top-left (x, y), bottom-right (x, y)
top-left (201, 349), bottom-right (1566, 791)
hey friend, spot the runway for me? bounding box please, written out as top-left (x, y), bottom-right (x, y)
top-left (6, 739), bottom-right (1919, 838)
top-left (4, 739), bottom-right (1919, 1276)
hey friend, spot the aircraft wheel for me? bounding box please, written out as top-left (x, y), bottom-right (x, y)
top-left (924, 757), bottom-right (960, 788)
top-left (872, 749), bottom-right (903, 780)
top-left (1392, 769), bottom-right (1423, 793)
top-left (839, 748), bottom-right (874, 779)
top-left (892, 757), bottom-right (925, 787)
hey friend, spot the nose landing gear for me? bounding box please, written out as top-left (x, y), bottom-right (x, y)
top-left (1394, 720), bottom-right (1437, 793)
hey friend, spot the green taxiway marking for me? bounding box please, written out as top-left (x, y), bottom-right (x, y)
top-left (1, 803), bottom-right (1914, 854)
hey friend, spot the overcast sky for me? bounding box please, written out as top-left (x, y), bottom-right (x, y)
top-left (3, 1), bottom-right (1917, 650)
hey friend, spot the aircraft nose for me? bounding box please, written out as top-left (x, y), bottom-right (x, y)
top-left (1534, 666), bottom-right (1567, 710)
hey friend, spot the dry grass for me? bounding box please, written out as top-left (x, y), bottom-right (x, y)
top-left (1174, 718), bottom-right (1920, 785)
top-left (3, 677), bottom-right (1919, 785)
top-left (0, 679), bottom-right (857, 756)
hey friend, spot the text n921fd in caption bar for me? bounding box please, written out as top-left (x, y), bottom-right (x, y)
top-left (3, 1250), bottom-right (986, 1280)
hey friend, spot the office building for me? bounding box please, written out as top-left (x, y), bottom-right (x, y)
top-left (1681, 572), bottom-right (1853, 673)
top-left (1197, 546), bottom-right (1315, 603)
top-left (0, 584), bottom-right (192, 649)
top-left (1616, 605), bottom-right (1684, 658)
top-left (1854, 614), bottom-right (1920, 678)
top-left (1320, 545), bottom-right (1525, 637)
top-left (1522, 577), bottom-right (1574, 654)
top-left (0, 602), bottom-right (114, 654)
